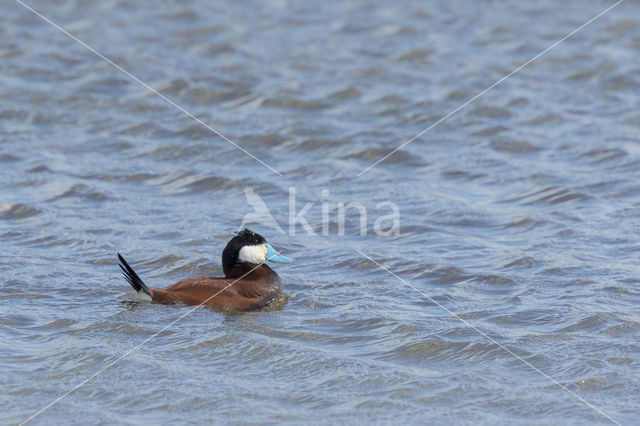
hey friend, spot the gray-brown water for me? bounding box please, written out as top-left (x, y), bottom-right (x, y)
top-left (2, 0), bottom-right (640, 424)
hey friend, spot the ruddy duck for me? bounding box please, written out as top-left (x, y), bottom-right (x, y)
top-left (117, 229), bottom-right (292, 311)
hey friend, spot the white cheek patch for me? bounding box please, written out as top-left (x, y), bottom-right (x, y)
top-left (238, 243), bottom-right (268, 264)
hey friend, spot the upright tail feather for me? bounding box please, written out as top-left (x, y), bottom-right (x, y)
top-left (118, 253), bottom-right (152, 299)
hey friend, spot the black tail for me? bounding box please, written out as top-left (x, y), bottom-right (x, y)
top-left (117, 253), bottom-right (151, 297)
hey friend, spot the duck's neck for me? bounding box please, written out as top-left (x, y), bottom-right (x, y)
top-left (224, 262), bottom-right (279, 280)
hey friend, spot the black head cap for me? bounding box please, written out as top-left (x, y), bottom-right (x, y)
top-left (222, 229), bottom-right (266, 276)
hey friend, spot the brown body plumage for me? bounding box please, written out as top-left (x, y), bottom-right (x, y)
top-left (149, 264), bottom-right (283, 311)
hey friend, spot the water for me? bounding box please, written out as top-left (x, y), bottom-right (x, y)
top-left (2, 0), bottom-right (640, 424)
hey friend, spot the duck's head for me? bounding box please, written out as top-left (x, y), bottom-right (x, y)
top-left (222, 228), bottom-right (292, 276)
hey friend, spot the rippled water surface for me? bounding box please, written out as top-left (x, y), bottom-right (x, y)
top-left (2, 0), bottom-right (640, 424)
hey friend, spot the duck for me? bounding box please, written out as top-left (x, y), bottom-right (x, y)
top-left (117, 229), bottom-right (292, 312)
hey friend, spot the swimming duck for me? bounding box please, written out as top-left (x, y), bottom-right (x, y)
top-left (117, 229), bottom-right (292, 311)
